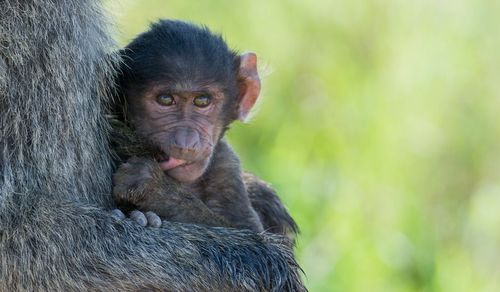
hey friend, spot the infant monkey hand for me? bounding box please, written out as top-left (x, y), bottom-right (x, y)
top-left (111, 209), bottom-right (162, 228)
top-left (112, 157), bottom-right (166, 227)
top-left (113, 156), bottom-right (206, 227)
top-left (112, 156), bottom-right (165, 205)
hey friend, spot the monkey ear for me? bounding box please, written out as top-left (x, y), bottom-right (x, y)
top-left (237, 52), bottom-right (261, 122)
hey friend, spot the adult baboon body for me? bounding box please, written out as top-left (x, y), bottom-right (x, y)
top-left (0, 1), bottom-right (305, 291)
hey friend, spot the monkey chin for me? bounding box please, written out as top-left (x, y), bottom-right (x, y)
top-left (161, 157), bottom-right (210, 183)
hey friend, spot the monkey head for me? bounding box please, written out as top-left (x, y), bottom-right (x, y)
top-left (117, 20), bottom-right (260, 183)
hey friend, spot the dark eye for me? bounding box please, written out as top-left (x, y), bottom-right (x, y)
top-left (193, 95), bottom-right (212, 108)
top-left (157, 94), bottom-right (175, 106)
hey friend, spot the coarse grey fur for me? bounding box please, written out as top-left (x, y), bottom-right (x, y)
top-left (0, 0), bottom-right (305, 291)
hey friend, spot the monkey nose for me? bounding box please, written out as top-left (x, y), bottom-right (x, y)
top-left (174, 128), bottom-right (200, 149)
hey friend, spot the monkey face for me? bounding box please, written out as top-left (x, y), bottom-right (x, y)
top-left (127, 83), bottom-right (227, 182)
top-left (117, 18), bottom-right (262, 183)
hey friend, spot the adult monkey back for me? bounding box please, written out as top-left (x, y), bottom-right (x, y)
top-left (0, 1), bottom-right (305, 291)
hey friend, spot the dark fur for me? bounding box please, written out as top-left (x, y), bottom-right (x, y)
top-left (0, 1), bottom-right (305, 291)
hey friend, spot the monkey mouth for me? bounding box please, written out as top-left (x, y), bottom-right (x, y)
top-left (157, 155), bottom-right (190, 171)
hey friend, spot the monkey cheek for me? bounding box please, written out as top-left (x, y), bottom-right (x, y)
top-left (165, 158), bottom-right (210, 183)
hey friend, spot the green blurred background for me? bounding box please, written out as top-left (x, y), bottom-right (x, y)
top-left (106, 1), bottom-right (500, 291)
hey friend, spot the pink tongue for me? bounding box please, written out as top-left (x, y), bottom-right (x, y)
top-left (158, 157), bottom-right (187, 170)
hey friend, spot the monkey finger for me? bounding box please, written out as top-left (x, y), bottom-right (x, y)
top-left (129, 210), bottom-right (147, 227)
top-left (110, 209), bottom-right (126, 220)
top-left (145, 211), bottom-right (162, 228)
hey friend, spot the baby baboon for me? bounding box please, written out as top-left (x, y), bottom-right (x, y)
top-left (112, 20), bottom-right (296, 236)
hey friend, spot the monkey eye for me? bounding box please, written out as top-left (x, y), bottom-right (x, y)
top-left (157, 94), bottom-right (176, 106)
top-left (193, 95), bottom-right (212, 108)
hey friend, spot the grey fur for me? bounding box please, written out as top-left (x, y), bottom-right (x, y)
top-left (0, 0), bottom-right (305, 291)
